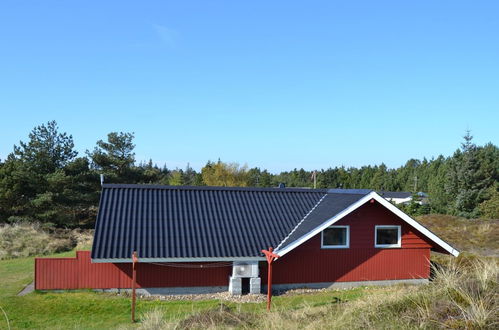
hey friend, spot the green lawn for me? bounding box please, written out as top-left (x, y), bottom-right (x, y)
top-left (0, 250), bottom-right (368, 329)
top-left (2, 216), bottom-right (496, 329)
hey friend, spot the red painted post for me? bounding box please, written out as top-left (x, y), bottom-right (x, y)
top-left (262, 247), bottom-right (279, 311)
top-left (267, 257), bottom-right (272, 310)
top-left (34, 258), bottom-right (37, 290)
top-left (131, 251), bottom-right (138, 323)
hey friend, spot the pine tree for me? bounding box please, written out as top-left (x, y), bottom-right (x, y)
top-left (87, 132), bottom-right (137, 183)
top-left (0, 121), bottom-right (90, 225)
top-left (446, 131), bottom-right (487, 217)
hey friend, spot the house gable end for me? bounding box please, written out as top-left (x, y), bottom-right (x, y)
top-left (274, 192), bottom-right (459, 257)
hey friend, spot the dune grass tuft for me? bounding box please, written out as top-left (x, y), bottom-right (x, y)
top-left (146, 256), bottom-right (498, 329)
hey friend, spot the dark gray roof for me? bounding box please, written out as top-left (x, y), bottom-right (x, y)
top-left (276, 192), bottom-right (369, 251)
top-left (378, 191), bottom-right (412, 199)
top-left (91, 184), bottom-right (370, 260)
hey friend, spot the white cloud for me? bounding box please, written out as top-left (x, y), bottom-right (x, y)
top-left (153, 24), bottom-right (178, 48)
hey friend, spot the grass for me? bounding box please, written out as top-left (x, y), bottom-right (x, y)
top-left (0, 223), bottom-right (74, 260)
top-left (137, 257), bottom-right (497, 329)
top-left (416, 215), bottom-right (499, 256)
top-left (0, 249), bottom-right (214, 328)
top-left (3, 254), bottom-right (496, 330)
top-left (0, 249), bottom-right (369, 329)
top-left (1, 214), bottom-right (497, 329)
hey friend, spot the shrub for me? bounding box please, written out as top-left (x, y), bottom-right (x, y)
top-left (479, 187), bottom-right (499, 219)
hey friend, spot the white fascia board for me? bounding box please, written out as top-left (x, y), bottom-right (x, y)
top-left (274, 193), bottom-right (374, 257)
top-left (91, 256), bottom-right (265, 263)
top-left (274, 192), bottom-right (459, 258)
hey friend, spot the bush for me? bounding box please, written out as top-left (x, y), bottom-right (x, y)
top-left (479, 187), bottom-right (499, 219)
top-left (0, 223), bottom-right (74, 259)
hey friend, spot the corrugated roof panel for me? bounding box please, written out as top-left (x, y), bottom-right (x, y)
top-left (276, 193), bottom-right (370, 251)
top-left (91, 185), bottom-right (369, 260)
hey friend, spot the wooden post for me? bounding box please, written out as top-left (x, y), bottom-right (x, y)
top-left (131, 251), bottom-right (138, 323)
top-left (268, 257), bottom-right (273, 310)
top-left (261, 247), bottom-right (279, 311)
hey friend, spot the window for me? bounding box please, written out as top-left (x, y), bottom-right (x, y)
top-left (322, 226), bottom-right (349, 248)
top-left (375, 225), bottom-right (401, 248)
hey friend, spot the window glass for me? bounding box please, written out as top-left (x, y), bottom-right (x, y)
top-left (322, 227), bottom-right (348, 247)
top-left (376, 227), bottom-right (399, 246)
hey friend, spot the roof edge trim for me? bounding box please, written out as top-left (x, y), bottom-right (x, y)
top-left (274, 192), bottom-right (459, 257)
top-left (274, 193), bottom-right (374, 257)
top-left (370, 193), bottom-right (459, 257)
top-left (91, 256), bottom-right (266, 263)
top-left (275, 193), bottom-right (328, 250)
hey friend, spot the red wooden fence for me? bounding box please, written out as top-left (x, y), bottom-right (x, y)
top-left (35, 251), bottom-right (232, 290)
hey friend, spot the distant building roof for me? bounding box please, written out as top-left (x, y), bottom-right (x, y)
top-left (378, 191), bottom-right (413, 199)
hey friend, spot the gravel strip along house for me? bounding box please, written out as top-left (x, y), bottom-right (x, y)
top-left (35, 184), bottom-right (459, 295)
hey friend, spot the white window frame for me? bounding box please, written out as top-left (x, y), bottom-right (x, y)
top-left (375, 225), bottom-right (401, 248)
top-left (321, 225), bottom-right (350, 249)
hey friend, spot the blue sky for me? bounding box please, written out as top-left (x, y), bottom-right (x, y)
top-left (0, 1), bottom-right (497, 172)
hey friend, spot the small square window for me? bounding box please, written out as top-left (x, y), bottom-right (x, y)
top-left (322, 226), bottom-right (349, 248)
top-left (375, 225), bottom-right (401, 248)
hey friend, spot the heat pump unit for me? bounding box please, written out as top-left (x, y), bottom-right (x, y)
top-left (232, 261), bottom-right (259, 278)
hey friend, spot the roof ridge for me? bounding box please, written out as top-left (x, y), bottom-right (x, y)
top-left (102, 184), bottom-right (329, 193)
top-left (274, 193), bottom-right (328, 251)
top-left (327, 188), bottom-right (372, 195)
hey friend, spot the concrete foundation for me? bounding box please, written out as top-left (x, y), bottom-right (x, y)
top-left (86, 279), bottom-right (428, 296)
top-left (95, 286), bottom-right (228, 296)
top-left (264, 278), bottom-right (429, 292)
top-left (250, 277), bottom-right (261, 294)
top-left (228, 276), bottom-right (242, 295)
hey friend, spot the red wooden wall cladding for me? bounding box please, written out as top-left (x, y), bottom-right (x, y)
top-left (262, 202), bottom-right (432, 285)
top-left (35, 251), bottom-right (231, 290)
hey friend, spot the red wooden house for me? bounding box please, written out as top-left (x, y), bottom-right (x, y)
top-left (35, 185), bottom-right (458, 295)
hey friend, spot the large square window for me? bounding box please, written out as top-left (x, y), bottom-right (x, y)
top-left (322, 226), bottom-right (349, 248)
top-left (375, 225), bottom-right (401, 248)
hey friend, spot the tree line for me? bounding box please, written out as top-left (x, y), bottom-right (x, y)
top-left (0, 121), bottom-right (497, 227)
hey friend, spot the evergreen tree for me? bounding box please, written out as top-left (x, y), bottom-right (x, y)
top-left (371, 164), bottom-right (388, 190)
top-left (427, 156), bottom-right (452, 213)
top-left (87, 132), bottom-right (137, 183)
top-left (446, 131), bottom-right (490, 217)
top-left (0, 121), bottom-right (90, 225)
top-left (137, 159), bottom-right (168, 184)
top-left (479, 185), bottom-right (499, 219)
top-left (13, 120), bottom-right (78, 174)
top-left (182, 163), bottom-right (202, 186)
top-left (2, 121), bottom-right (498, 225)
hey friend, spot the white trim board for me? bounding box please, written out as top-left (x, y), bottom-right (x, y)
top-left (274, 191), bottom-right (459, 257)
top-left (91, 256), bottom-right (265, 263)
